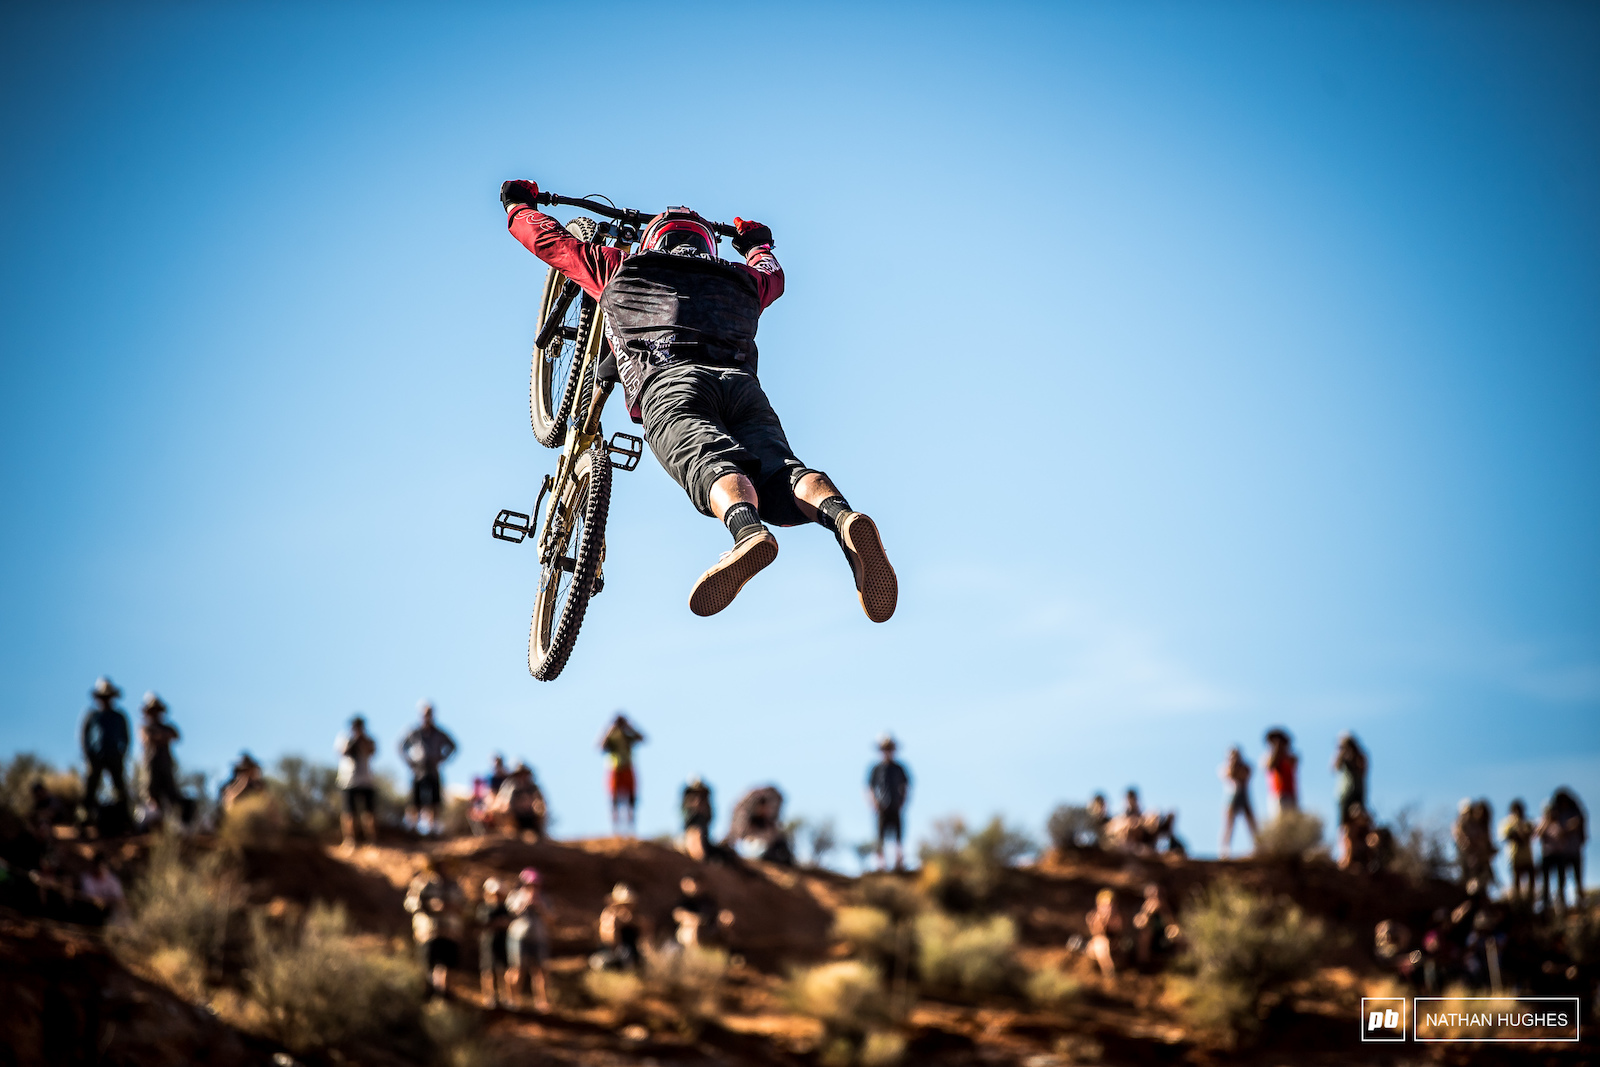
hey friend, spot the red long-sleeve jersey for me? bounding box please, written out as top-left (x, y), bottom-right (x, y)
top-left (506, 207), bottom-right (784, 306)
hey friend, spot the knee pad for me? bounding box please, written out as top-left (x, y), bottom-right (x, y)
top-left (788, 466), bottom-right (823, 493)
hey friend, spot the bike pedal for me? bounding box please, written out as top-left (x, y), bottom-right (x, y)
top-left (608, 431), bottom-right (643, 471)
top-left (492, 509), bottom-right (532, 543)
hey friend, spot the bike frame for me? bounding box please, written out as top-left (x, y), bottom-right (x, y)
top-left (526, 192), bottom-right (736, 570)
top-left (494, 190), bottom-right (740, 677)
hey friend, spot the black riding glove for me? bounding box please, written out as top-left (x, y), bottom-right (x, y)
top-left (731, 217), bottom-right (774, 256)
top-left (501, 179), bottom-right (540, 213)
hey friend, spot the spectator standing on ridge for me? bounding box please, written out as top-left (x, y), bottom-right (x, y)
top-left (505, 868), bottom-right (552, 1011)
top-left (219, 752), bottom-right (265, 812)
top-left (1538, 788), bottom-right (1587, 911)
top-left (80, 677), bottom-right (131, 832)
top-left (1087, 793), bottom-right (1110, 840)
top-left (1454, 799), bottom-right (1497, 889)
top-left (139, 693), bottom-right (184, 825)
top-left (681, 776), bottom-right (714, 861)
top-left (477, 877), bottom-right (512, 1008)
top-left (405, 858), bottom-right (465, 997)
top-left (336, 715), bottom-right (379, 849)
top-left (865, 734), bottom-right (911, 871)
top-left (494, 763), bottom-right (547, 841)
top-left (1333, 732), bottom-right (1368, 827)
top-left (1123, 788), bottom-right (1142, 821)
top-left (488, 754), bottom-right (511, 795)
top-left (1263, 728), bottom-right (1299, 814)
top-left (599, 714), bottom-right (645, 836)
top-left (1218, 746), bottom-right (1256, 858)
top-left (400, 701), bottom-right (457, 836)
top-left (724, 785), bottom-right (794, 864)
top-left (1500, 799), bottom-right (1535, 902)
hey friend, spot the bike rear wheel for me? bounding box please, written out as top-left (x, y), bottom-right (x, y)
top-left (529, 217), bottom-right (601, 448)
top-left (528, 443), bottom-right (611, 680)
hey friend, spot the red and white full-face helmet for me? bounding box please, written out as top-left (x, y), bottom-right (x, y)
top-left (640, 207), bottom-right (716, 257)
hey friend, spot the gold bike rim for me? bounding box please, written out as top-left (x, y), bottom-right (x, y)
top-left (532, 462), bottom-right (593, 657)
top-left (534, 268), bottom-right (584, 429)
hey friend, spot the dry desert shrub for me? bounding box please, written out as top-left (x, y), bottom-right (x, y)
top-left (215, 791), bottom-right (287, 851)
top-left (420, 1000), bottom-right (493, 1067)
top-left (1166, 880), bottom-right (1325, 1046)
top-left (584, 968), bottom-right (645, 1015)
top-left (644, 943), bottom-right (730, 1025)
top-left (915, 911), bottom-right (1019, 997)
top-left (267, 755), bottom-right (342, 835)
top-left (1046, 804), bottom-right (1103, 852)
top-left (115, 833), bottom-right (238, 982)
top-left (1388, 807), bottom-right (1454, 882)
top-left (245, 901), bottom-right (424, 1052)
top-left (918, 815), bottom-right (1035, 911)
top-left (834, 905), bottom-right (894, 957)
top-left (858, 1028), bottom-right (906, 1066)
top-left (1025, 962), bottom-right (1083, 1010)
top-left (0, 752), bottom-right (83, 818)
top-left (788, 960), bottom-right (902, 1065)
top-left (1254, 810), bottom-right (1325, 860)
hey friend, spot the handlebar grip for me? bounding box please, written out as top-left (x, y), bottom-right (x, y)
top-left (533, 191), bottom-right (739, 241)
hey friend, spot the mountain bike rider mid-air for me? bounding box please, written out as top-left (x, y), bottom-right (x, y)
top-left (500, 178), bottom-right (897, 621)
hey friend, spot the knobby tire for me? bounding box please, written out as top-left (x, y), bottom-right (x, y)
top-left (528, 443), bottom-right (611, 680)
top-left (529, 217), bottom-right (601, 448)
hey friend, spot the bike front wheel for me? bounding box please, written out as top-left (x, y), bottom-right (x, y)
top-left (529, 218), bottom-right (601, 448)
top-left (528, 442), bottom-right (611, 680)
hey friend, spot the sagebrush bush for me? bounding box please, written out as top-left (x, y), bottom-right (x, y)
top-left (1254, 810), bottom-right (1324, 860)
top-left (918, 815), bottom-right (1034, 911)
top-left (421, 1000), bottom-right (492, 1067)
top-left (915, 912), bottom-right (1018, 997)
top-left (584, 969), bottom-right (645, 1014)
top-left (1025, 963), bottom-right (1083, 1010)
top-left (0, 752), bottom-right (53, 815)
top-left (644, 943), bottom-right (729, 1022)
top-left (789, 959), bottom-right (891, 1034)
top-left (837, 892), bottom-right (919, 984)
top-left (1388, 807), bottom-right (1454, 882)
top-left (216, 792), bottom-right (288, 851)
top-left (246, 901), bottom-right (424, 1052)
top-left (117, 834), bottom-right (238, 977)
top-left (268, 755), bottom-right (341, 834)
top-left (1046, 804), bottom-right (1103, 852)
top-left (788, 961), bottom-right (899, 1067)
top-left (835, 906), bottom-right (893, 955)
top-left (858, 875), bottom-right (925, 921)
top-left (1167, 880), bottom-right (1325, 1044)
top-left (0, 753), bottom-right (83, 819)
top-left (858, 1028), bottom-right (905, 1066)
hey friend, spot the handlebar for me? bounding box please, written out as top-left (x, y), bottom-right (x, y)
top-left (535, 191), bottom-right (739, 239)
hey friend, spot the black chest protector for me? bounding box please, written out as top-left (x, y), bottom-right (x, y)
top-left (598, 251), bottom-right (762, 415)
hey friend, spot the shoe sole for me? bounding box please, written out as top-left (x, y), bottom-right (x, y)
top-left (840, 513), bottom-right (897, 623)
top-left (688, 533), bottom-right (778, 617)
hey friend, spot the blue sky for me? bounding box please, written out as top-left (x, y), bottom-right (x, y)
top-left (2, 2), bottom-right (1596, 872)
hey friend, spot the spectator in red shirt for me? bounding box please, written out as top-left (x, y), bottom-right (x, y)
top-left (1264, 728), bottom-right (1299, 813)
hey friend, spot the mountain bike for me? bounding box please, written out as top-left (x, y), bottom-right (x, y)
top-left (492, 192), bottom-right (739, 681)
